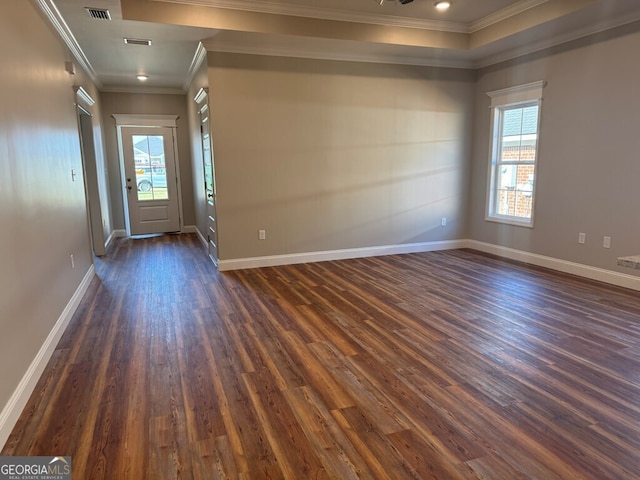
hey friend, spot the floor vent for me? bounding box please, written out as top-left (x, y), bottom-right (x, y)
top-left (85, 8), bottom-right (111, 20)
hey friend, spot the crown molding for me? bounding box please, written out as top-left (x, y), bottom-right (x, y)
top-left (100, 85), bottom-right (186, 95)
top-left (152, 0), bottom-right (468, 33)
top-left (474, 9), bottom-right (640, 68)
top-left (203, 40), bottom-right (473, 69)
top-left (183, 42), bottom-right (208, 92)
top-left (112, 114), bottom-right (179, 127)
top-left (34, 0), bottom-right (102, 88)
top-left (201, 5), bottom-right (640, 71)
top-left (470, 0), bottom-right (549, 33)
top-left (155, 0), bottom-right (562, 35)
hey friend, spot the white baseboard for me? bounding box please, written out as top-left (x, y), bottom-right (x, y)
top-left (0, 265), bottom-right (96, 450)
top-left (219, 238), bottom-right (640, 291)
top-left (218, 239), bottom-right (466, 271)
top-left (182, 225), bottom-right (197, 234)
top-left (193, 227), bottom-right (208, 249)
top-left (105, 229), bottom-right (126, 250)
top-left (467, 240), bottom-right (640, 291)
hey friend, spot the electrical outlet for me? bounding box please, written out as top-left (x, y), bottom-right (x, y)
top-left (603, 236), bottom-right (611, 249)
top-left (441, 217), bottom-right (447, 227)
top-left (578, 232), bottom-right (586, 244)
top-left (259, 230), bottom-right (266, 240)
top-left (70, 254), bottom-right (75, 269)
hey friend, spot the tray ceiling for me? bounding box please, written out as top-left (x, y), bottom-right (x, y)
top-left (44, 0), bottom-right (640, 92)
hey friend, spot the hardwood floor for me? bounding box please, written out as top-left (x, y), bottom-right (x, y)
top-left (3, 233), bottom-right (640, 479)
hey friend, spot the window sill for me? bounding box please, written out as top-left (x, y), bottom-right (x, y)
top-left (485, 215), bottom-right (534, 228)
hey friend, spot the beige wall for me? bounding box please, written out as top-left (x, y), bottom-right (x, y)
top-left (0, 0), bottom-right (100, 417)
top-left (100, 92), bottom-right (195, 230)
top-left (207, 52), bottom-right (474, 260)
top-left (469, 24), bottom-right (640, 275)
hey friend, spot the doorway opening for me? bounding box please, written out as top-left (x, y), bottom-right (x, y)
top-left (75, 86), bottom-right (106, 256)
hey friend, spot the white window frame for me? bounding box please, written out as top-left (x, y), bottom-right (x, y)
top-left (485, 81), bottom-right (545, 227)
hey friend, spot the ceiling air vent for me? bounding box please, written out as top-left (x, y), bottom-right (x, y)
top-left (124, 38), bottom-right (152, 46)
top-left (85, 7), bottom-right (111, 20)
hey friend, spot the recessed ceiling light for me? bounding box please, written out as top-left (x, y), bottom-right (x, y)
top-left (137, 75), bottom-right (149, 81)
top-left (434, 1), bottom-right (451, 11)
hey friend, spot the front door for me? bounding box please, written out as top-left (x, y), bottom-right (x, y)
top-left (121, 127), bottom-right (180, 235)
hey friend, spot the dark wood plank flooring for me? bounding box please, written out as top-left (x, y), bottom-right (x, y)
top-left (3, 233), bottom-right (640, 479)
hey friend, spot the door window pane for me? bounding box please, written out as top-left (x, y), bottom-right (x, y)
top-left (132, 135), bottom-right (168, 201)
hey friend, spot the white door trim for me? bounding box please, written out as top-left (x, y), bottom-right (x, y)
top-left (113, 114), bottom-right (184, 236)
top-left (112, 114), bottom-right (179, 128)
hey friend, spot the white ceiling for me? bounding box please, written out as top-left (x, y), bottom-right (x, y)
top-left (45, 0), bottom-right (640, 93)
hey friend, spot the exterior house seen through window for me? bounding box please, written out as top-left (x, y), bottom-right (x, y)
top-left (486, 81), bottom-right (545, 227)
